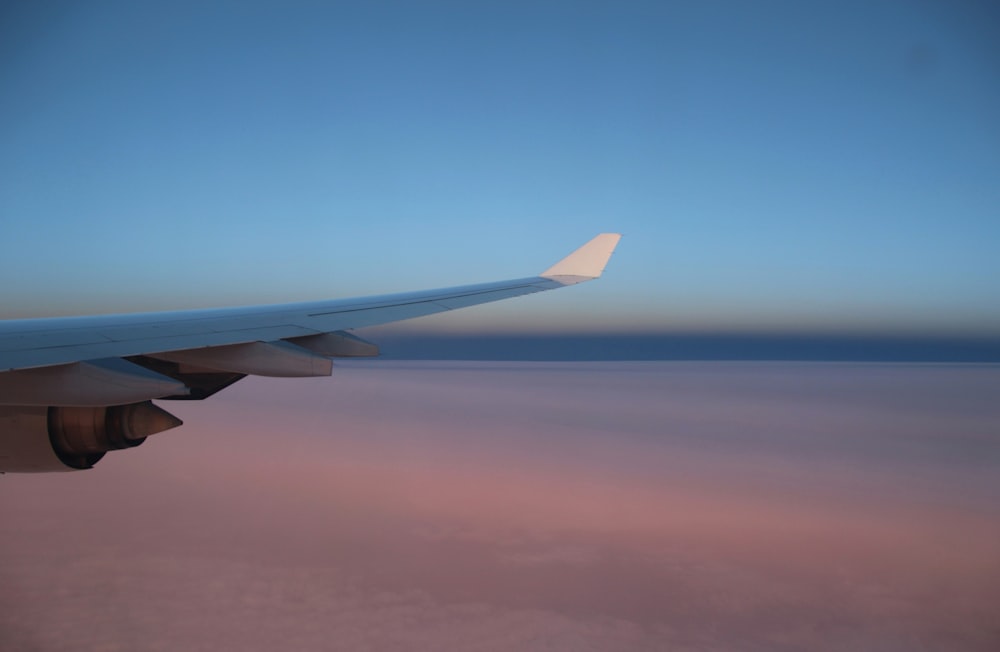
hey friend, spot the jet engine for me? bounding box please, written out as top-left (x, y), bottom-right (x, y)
top-left (0, 401), bottom-right (182, 472)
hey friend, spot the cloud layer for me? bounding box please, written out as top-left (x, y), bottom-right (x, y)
top-left (2, 362), bottom-right (999, 651)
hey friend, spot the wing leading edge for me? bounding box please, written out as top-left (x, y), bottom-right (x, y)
top-left (0, 233), bottom-right (622, 406)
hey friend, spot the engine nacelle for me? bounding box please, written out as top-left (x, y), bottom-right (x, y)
top-left (0, 402), bottom-right (182, 472)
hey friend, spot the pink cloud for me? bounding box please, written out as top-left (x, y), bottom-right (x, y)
top-left (2, 362), bottom-right (998, 651)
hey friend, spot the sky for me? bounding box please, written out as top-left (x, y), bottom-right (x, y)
top-left (4, 7), bottom-right (1000, 648)
top-left (2, 362), bottom-right (999, 650)
top-left (1, 1), bottom-right (998, 338)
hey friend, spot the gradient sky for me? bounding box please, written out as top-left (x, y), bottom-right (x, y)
top-left (1, 1), bottom-right (998, 336)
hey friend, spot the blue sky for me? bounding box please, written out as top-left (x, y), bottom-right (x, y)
top-left (1, 1), bottom-right (998, 336)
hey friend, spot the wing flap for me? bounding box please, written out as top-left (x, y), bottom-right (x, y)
top-left (287, 332), bottom-right (379, 357)
top-left (150, 341), bottom-right (333, 377)
top-left (0, 359), bottom-right (189, 407)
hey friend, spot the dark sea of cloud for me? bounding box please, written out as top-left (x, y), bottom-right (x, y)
top-left (369, 331), bottom-right (1000, 362)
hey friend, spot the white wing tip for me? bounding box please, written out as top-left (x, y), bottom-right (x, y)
top-left (541, 233), bottom-right (622, 281)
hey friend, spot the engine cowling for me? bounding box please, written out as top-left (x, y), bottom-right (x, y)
top-left (0, 402), bottom-right (182, 472)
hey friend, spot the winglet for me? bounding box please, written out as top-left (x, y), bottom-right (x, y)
top-left (541, 233), bottom-right (622, 282)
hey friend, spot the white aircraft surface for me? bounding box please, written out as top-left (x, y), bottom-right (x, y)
top-left (0, 233), bottom-right (621, 472)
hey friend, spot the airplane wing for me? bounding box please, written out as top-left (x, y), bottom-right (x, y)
top-left (0, 233), bottom-right (621, 472)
